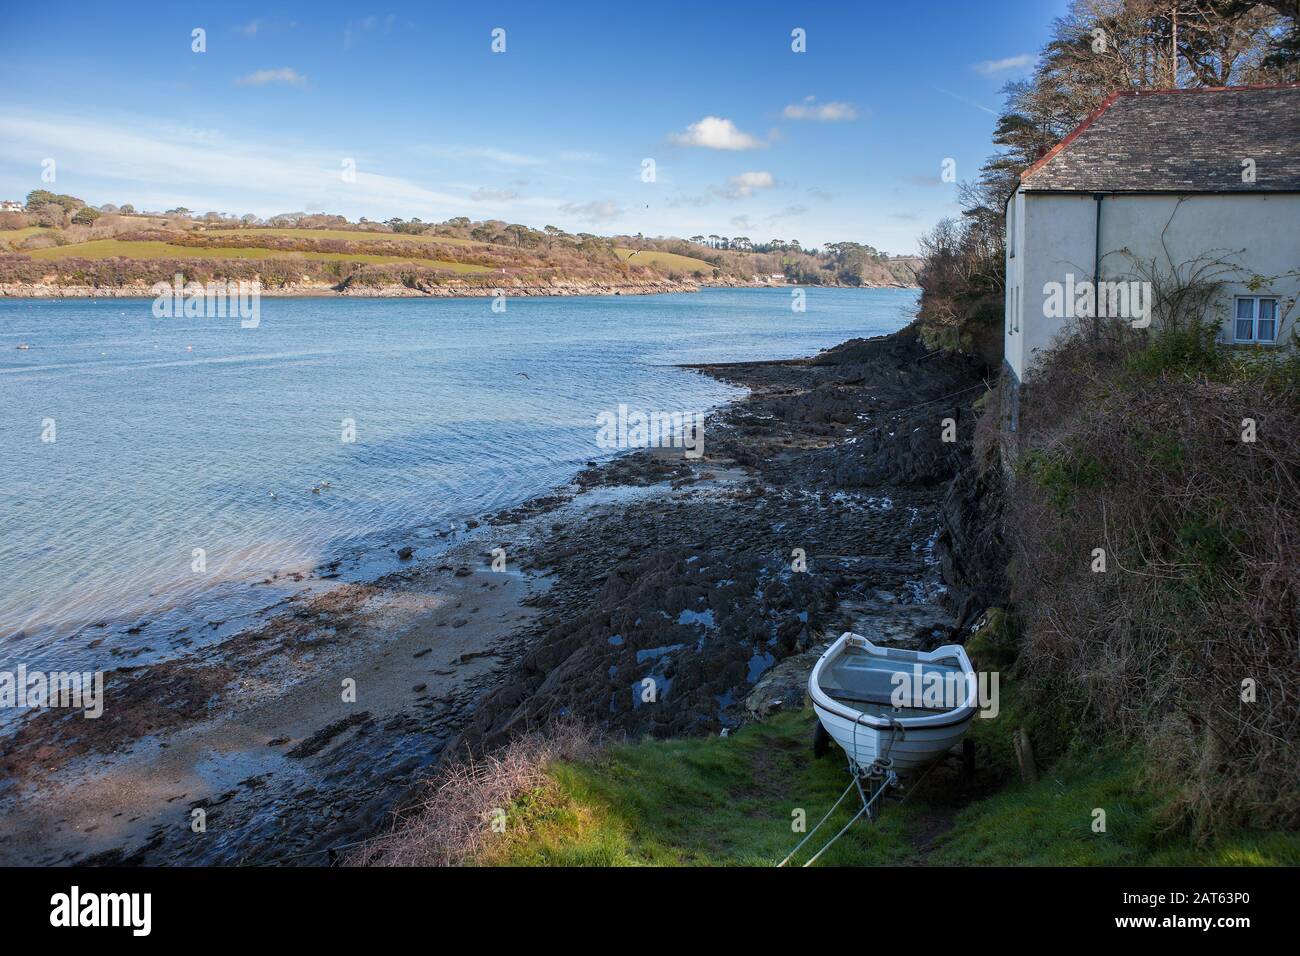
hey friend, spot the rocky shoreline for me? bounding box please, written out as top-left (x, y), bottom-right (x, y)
top-left (0, 278), bottom-right (699, 299)
top-left (0, 324), bottom-right (987, 866)
top-left (0, 276), bottom-right (916, 299)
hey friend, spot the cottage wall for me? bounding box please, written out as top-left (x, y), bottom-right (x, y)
top-left (1006, 191), bottom-right (1300, 380)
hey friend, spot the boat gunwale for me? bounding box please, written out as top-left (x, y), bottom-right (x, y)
top-left (808, 632), bottom-right (978, 731)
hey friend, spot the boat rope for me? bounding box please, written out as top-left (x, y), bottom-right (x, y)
top-left (775, 776), bottom-right (859, 868)
top-left (775, 768), bottom-right (897, 868)
top-left (778, 711), bottom-right (906, 868)
top-left (799, 772), bottom-right (895, 868)
top-left (850, 708), bottom-right (904, 777)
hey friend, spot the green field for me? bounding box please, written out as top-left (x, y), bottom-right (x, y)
top-left (23, 239), bottom-right (490, 272)
top-left (0, 227), bottom-right (54, 250)
top-left (472, 710), bottom-right (1298, 867)
top-left (616, 248), bottom-right (714, 273)
top-left (206, 227), bottom-right (484, 247)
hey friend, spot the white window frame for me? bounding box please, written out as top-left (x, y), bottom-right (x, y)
top-left (1232, 295), bottom-right (1280, 344)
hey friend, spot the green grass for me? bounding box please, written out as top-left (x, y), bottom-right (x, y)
top-left (23, 239), bottom-right (490, 272)
top-left (930, 751), bottom-right (1300, 866)
top-left (480, 710), bottom-right (1298, 867)
top-left (483, 711), bottom-right (911, 866)
top-left (0, 226), bottom-right (54, 249)
top-left (615, 248), bottom-right (714, 274)
top-left (205, 226), bottom-right (484, 247)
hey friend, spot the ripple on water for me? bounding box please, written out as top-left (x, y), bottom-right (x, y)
top-left (0, 289), bottom-right (917, 667)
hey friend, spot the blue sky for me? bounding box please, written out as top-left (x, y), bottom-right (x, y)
top-left (0, 1), bottom-right (1066, 252)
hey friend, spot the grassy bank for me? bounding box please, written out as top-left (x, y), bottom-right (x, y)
top-left (21, 238), bottom-right (491, 271)
top-left (615, 248), bottom-right (715, 275)
top-left (454, 708), bottom-right (1297, 867)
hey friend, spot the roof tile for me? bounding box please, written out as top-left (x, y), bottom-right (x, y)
top-left (1020, 86), bottom-right (1300, 193)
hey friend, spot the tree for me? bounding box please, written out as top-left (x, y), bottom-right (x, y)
top-left (27, 189), bottom-right (84, 215)
top-left (915, 0), bottom-right (1298, 355)
top-left (35, 202), bottom-right (66, 227)
top-left (71, 206), bottom-right (100, 225)
top-left (25, 189), bottom-right (57, 209)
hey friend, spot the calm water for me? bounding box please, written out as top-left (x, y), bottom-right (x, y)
top-left (0, 288), bottom-right (916, 669)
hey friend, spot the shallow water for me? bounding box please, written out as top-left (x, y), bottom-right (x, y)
top-left (0, 288), bottom-right (916, 669)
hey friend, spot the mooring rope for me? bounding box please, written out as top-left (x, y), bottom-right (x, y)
top-left (777, 710), bottom-right (904, 868)
top-left (799, 773), bottom-right (894, 867)
top-left (775, 775), bottom-right (859, 867)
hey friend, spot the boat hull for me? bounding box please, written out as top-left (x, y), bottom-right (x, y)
top-left (808, 632), bottom-right (978, 774)
top-left (811, 700), bottom-right (972, 773)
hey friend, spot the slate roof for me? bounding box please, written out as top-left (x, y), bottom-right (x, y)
top-left (1019, 84), bottom-right (1300, 193)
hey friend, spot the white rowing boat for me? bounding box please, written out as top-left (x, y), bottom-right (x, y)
top-left (808, 632), bottom-right (977, 775)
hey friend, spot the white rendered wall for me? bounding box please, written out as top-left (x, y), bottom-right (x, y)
top-left (1008, 192), bottom-right (1300, 380)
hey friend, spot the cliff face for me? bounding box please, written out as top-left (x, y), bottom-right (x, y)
top-left (935, 456), bottom-right (1008, 630)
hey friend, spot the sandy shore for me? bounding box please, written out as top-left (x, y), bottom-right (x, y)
top-left (0, 325), bottom-right (984, 866)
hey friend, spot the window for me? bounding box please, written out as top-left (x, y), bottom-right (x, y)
top-left (1234, 296), bottom-right (1279, 343)
top-left (1007, 202), bottom-right (1016, 259)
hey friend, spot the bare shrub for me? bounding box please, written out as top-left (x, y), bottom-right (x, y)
top-left (1005, 322), bottom-right (1300, 835)
top-left (16, 234), bottom-right (59, 251)
top-left (347, 721), bottom-right (599, 867)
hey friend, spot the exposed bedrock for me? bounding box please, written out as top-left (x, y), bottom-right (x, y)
top-left (451, 326), bottom-right (996, 754)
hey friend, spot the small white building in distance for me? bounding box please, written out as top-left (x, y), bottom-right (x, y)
top-left (1004, 84), bottom-right (1300, 383)
top-left (0, 200), bottom-right (23, 212)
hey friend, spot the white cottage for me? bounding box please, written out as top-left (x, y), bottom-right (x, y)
top-left (1004, 84), bottom-right (1300, 383)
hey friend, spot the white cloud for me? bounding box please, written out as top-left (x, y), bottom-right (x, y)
top-left (416, 145), bottom-right (546, 167)
top-left (724, 171), bottom-right (775, 198)
top-left (669, 116), bottom-right (762, 150)
top-left (470, 187), bottom-right (520, 202)
top-left (782, 97), bottom-right (858, 121)
top-left (344, 15), bottom-right (395, 50)
top-left (971, 54), bottom-right (1035, 76)
top-left (771, 204), bottom-right (808, 219)
top-left (559, 200), bottom-right (622, 222)
top-left (934, 87), bottom-right (997, 115)
top-left (235, 19), bottom-right (298, 38)
top-left (236, 67), bottom-right (307, 88)
top-left (0, 111), bottom-right (557, 219)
